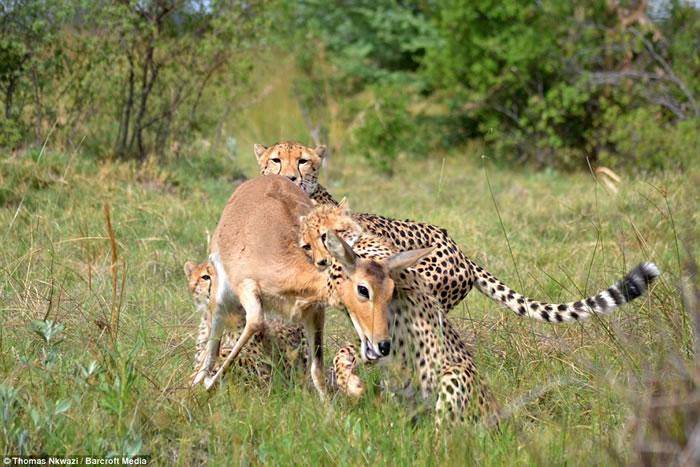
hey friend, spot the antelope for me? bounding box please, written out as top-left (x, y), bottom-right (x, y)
top-left (193, 175), bottom-right (432, 396)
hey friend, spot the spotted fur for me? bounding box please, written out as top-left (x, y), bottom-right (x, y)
top-left (255, 141), bottom-right (326, 195)
top-left (301, 207), bottom-right (499, 428)
top-left (185, 260), bottom-right (362, 395)
top-left (260, 141), bottom-right (660, 322)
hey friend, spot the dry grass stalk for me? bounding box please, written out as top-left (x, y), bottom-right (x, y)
top-left (103, 203), bottom-right (125, 345)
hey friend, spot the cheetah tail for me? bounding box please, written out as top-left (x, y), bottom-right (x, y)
top-left (473, 262), bottom-right (660, 323)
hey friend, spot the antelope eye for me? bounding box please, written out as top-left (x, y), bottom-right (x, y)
top-left (271, 158), bottom-right (281, 164)
top-left (201, 275), bottom-right (211, 281)
top-left (357, 285), bottom-right (370, 299)
top-left (302, 244), bottom-right (311, 251)
top-left (299, 158), bottom-right (308, 165)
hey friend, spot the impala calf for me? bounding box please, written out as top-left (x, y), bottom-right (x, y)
top-left (195, 175), bottom-right (430, 396)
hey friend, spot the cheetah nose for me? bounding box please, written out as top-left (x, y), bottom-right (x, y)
top-left (378, 340), bottom-right (391, 356)
top-left (287, 175), bottom-right (297, 182)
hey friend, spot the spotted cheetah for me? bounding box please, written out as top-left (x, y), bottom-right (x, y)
top-left (185, 260), bottom-right (363, 396)
top-left (256, 141), bottom-right (661, 322)
top-left (299, 205), bottom-right (500, 428)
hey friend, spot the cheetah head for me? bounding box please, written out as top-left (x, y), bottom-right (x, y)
top-left (183, 260), bottom-right (215, 311)
top-left (298, 199), bottom-right (362, 270)
top-left (254, 141), bottom-right (326, 195)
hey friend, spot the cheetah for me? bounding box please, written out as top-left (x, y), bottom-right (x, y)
top-left (199, 176), bottom-right (438, 393)
top-left (256, 141), bottom-right (661, 321)
top-left (185, 259), bottom-right (364, 396)
top-left (299, 203), bottom-right (500, 428)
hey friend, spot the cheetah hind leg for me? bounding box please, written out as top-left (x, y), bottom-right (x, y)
top-left (434, 363), bottom-right (501, 433)
top-left (434, 365), bottom-right (471, 433)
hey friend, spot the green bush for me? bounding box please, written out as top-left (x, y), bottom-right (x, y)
top-left (349, 85), bottom-right (427, 174)
top-left (600, 108), bottom-right (699, 171)
top-left (0, 116), bottom-right (23, 148)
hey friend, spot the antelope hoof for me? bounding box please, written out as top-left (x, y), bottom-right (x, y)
top-left (192, 369), bottom-right (208, 386)
top-left (204, 375), bottom-right (218, 390)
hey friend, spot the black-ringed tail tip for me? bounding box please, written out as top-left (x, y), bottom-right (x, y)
top-left (474, 262), bottom-right (661, 323)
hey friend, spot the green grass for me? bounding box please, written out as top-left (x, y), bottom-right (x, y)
top-left (1, 145), bottom-right (697, 465)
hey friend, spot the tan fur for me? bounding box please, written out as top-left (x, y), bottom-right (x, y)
top-left (185, 260), bottom-right (365, 398)
top-left (255, 141), bottom-right (326, 194)
top-left (300, 203), bottom-right (500, 429)
top-left (197, 175), bottom-right (429, 394)
top-left (299, 199), bottom-right (363, 269)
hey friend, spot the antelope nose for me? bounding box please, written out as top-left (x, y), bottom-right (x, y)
top-left (316, 259), bottom-right (328, 267)
top-left (288, 176), bottom-right (297, 182)
top-left (378, 340), bottom-right (391, 356)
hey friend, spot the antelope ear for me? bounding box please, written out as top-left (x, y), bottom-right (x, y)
top-left (386, 247), bottom-right (435, 272)
top-left (184, 261), bottom-right (196, 278)
top-left (314, 145), bottom-right (327, 159)
top-left (326, 231), bottom-right (357, 273)
top-left (253, 144), bottom-right (267, 162)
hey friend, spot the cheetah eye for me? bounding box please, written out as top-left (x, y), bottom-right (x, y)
top-left (302, 244), bottom-right (311, 251)
top-left (320, 232), bottom-right (327, 242)
top-left (201, 275), bottom-right (211, 281)
top-left (271, 158), bottom-right (281, 164)
top-left (299, 158), bottom-right (308, 165)
top-left (357, 285), bottom-right (370, 300)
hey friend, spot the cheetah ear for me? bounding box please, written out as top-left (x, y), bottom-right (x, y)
top-left (337, 197), bottom-right (350, 212)
top-left (253, 144), bottom-right (267, 162)
top-left (314, 145), bottom-right (327, 159)
top-left (386, 246), bottom-right (435, 272)
top-left (298, 215), bottom-right (306, 226)
top-left (184, 261), bottom-right (196, 278)
top-left (326, 231), bottom-right (357, 273)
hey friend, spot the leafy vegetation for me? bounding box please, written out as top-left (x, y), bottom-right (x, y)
top-left (3, 0), bottom-right (698, 171)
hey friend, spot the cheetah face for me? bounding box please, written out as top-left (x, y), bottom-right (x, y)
top-left (184, 260), bottom-right (214, 309)
top-left (298, 200), bottom-right (362, 270)
top-left (254, 142), bottom-right (326, 195)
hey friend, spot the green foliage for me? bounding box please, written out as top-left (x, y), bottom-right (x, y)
top-left (287, 0), bottom-right (699, 172)
top-left (291, 0), bottom-right (433, 91)
top-left (0, 0), bottom-right (270, 161)
top-left (600, 106), bottom-right (700, 171)
top-left (427, 1), bottom-right (700, 169)
top-left (349, 84), bottom-right (426, 174)
top-left (3, 0), bottom-right (698, 172)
